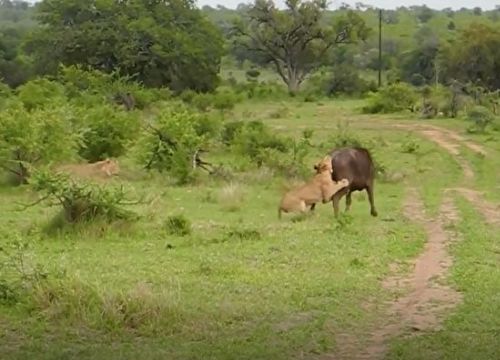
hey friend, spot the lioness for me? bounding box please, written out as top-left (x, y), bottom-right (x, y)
top-left (278, 156), bottom-right (349, 219)
top-left (55, 158), bottom-right (120, 180)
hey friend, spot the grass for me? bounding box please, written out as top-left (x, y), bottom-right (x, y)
top-left (1, 98), bottom-right (500, 359)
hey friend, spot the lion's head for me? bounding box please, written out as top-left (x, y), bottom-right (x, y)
top-left (96, 158), bottom-right (120, 177)
top-left (313, 156), bottom-right (333, 174)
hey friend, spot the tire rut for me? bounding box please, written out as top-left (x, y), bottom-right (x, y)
top-left (326, 188), bottom-right (462, 360)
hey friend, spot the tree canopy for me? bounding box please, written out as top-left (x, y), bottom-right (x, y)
top-left (25, 0), bottom-right (224, 92)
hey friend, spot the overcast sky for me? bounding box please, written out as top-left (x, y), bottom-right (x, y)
top-left (197, 0), bottom-right (500, 10)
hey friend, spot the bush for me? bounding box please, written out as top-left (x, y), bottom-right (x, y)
top-left (179, 89), bottom-right (197, 104)
top-left (325, 66), bottom-right (374, 96)
top-left (164, 215), bottom-right (191, 236)
top-left (76, 104), bottom-right (140, 162)
top-left (328, 121), bottom-right (363, 149)
top-left (29, 170), bottom-right (137, 223)
top-left (230, 120), bottom-right (289, 162)
top-left (0, 104), bottom-right (79, 184)
top-left (212, 90), bottom-right (238, 113)
top-left (0, 237), bottom-right (48, 305)
top-left (363, 83), bottom-right (418, 114)
top-left (134, 104), bottom-right (209, 184)
top-left (59, 65), bottom-right (172, 110)
top-left (255, 129), bottom-right (313, 177)
top-left (191, 93), bottom-right (213, 112)
top-left (16, 78), bottom-right (66, 110)
top-left (221, 121), bottom-right (245, 145)
top-left (467, 106), bottom-right (495, 133)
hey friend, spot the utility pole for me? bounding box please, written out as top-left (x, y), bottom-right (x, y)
top-left (378, 9), bottom-right (383, 88)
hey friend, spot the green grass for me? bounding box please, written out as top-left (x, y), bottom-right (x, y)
top-left (2, 99), bottom-right (500, 359)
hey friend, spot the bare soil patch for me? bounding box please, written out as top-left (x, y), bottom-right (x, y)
top-left (448, 187), bottom-right (500, 226)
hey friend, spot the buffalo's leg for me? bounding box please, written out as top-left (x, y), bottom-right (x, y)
top-left (345, 191), bottom-right (352, 212)
top-left (367, 182), bottom-right (378, 217)
top-left (332, 188), bottom-right (348, 217)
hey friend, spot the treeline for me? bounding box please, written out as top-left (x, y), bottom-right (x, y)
top-left (2, 0), bottom-right (500, 96)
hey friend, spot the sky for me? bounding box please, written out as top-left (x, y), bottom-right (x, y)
top-left (197, 0), bottom-right (500, 10)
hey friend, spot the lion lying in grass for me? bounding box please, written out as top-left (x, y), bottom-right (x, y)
top-left (55, 158), bottom-right (120, 180)
top-left (278, 156), bottom-right (349, 219)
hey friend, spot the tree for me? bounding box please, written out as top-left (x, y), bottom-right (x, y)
top-left (232, 0), bottom-right (369, 94)
top-left (24, 0), bottom-right (224, 92)
top-left (416, 5), bottom-right (433, 23)
top-left (401, 27), bottom-right (440, 85)
top-left (441, 24), bottom-right (500, 90)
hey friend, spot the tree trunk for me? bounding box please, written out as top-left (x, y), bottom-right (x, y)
top-left (287, 75), bottom-right (300, 96)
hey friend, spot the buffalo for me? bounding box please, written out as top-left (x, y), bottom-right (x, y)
top-left (319, 147), bottom-right (378, 217)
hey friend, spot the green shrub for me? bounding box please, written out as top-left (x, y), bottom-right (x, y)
top-left (179, 89), bottom-right (197, 103)
top-left (0, 104), bottom-right (79, 184)
top-left (16, 78), bottom-right (66, 110)
top-left (363, 83), bottom-right (418, 114)
top-left (59, 65), bottom-right (171, 109)
top-left (29, 170), bottom-right (137, 223)
top-left (231, 120), bottom-right (289, 162)
top-left (325, 66), bottom-right (375, 96)
top-left (255, 129), bottom-right (313, 177)
top-left (76, 104), bottom-right (140, 162)
top-left (328, 121), bottom-right (363, 149)
top-left (212, 90), bottom-right (237, 113)
top-left (164, 215), bottom-right (191, 236)
top-left (0, 237), bottom-right (48, 305)
top-left (221, 121), bottom-right (245, 145)
top-left (192, 93), bottom-right (213, 112)
top-left (467, 106), bottom-right (495, 133)
top-left (134, 104), bottom-right (208, 184)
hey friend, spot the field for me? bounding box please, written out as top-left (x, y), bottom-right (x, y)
top-left (1, 98), bottom-right (500, 360)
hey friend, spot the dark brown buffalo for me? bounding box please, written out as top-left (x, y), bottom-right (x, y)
top-left (328, 147), bottom-right (377, 217)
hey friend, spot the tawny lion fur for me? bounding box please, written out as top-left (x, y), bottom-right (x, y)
top-left (278, 156), bottom-right (349, 218)
top-left (55, 158), bottom-right (120, 180)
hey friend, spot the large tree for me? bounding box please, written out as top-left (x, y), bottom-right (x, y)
top-left (24, 0), bottom-right (224, 92)
top-left (441, 23), bottom-right (500, 90)
top-left (232, 0), bottom-right (369, 94)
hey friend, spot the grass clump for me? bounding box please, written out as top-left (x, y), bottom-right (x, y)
top-left (164, 215), bottom-right (192, 236)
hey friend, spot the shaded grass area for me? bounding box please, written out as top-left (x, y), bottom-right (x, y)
top-left (387, 197), bottom-right (500, 360)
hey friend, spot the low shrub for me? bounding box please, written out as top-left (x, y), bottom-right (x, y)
top-left (76, 104), bottom-right (140, 162)
top-left (325, 66), bottom-right (375, 97)
top-left (363, 83), bottom-right (418, 114)
top-left (134, 104), bottom-right (210, 184)
top-left (0, 237), bottom-right (48, 305)
top-left (231, 120), bottom-right (289, 162)
top-left (467, 106), bottom-right (495, 133)
top-left (16, 78), bottom-right (66, 111)
top-left (28, 170), bottom-right (137, 223)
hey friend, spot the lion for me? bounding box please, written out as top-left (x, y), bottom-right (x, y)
top-left (55, 158), bottom-right (120, 180)
top-left (278, 156), bottom-right (349, 219)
